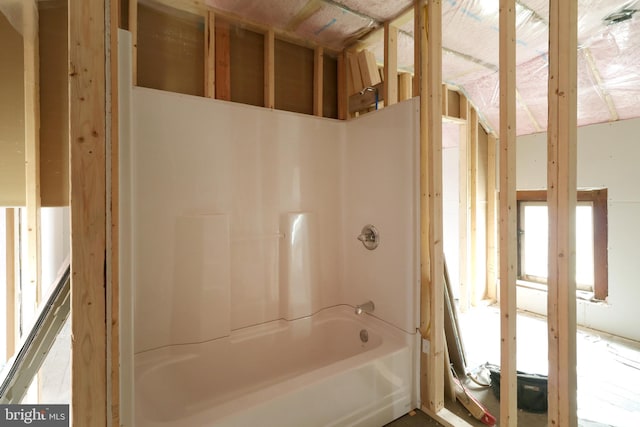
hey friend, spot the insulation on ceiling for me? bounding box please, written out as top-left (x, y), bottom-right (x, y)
top-left (206, 0), bottom-right (310, 30)
top-left (330, 0), bottom-right (413, 23)
top-left (442, 0), bottom-right (640, 135)
top-left (2, 0), bottom-right (638, 136)
top-left (330, 0), bottom-right (640, 135)
top-left (296, 2), bottom-right (376, 49)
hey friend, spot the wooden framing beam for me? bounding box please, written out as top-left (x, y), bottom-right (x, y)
top-left (592, 189), bottom-right (608, 301)
top-left (69, 0), bottom-right (108, 423)
top-left (23, 0), bottom-right (42, 315)
top-left (547, 0), bottom-right (578, 425)
top-left (129, 0), bottom-right (137, 84)
top-left (398, 72), bottom-right (412, 101)
top-left (486, 134), bottom-right (498, 300)
top-left (337, 51), bottom-right (347, 119)
top-left (314, 46), bottom-right (323, 116)
top-left (499, 0), bottom-right (518, 425)
top-left (347, 50), bottom-right (363, 96)
top-left (583, 48), bottom-right (618, 122)
top-left (383, 22), bottom-right (398, 106)
top-left (109, 0), bottom-right (121, 423)
top-left (285, 0), bottom-right (322, 32)
top-left (413, 1), bottom-right (421, 97)
top-left (515, 88), bottom-right (542, 133)
top-left (358, 49), bottom-right (379, 88)
top-left (476, 126), bottom-right (489, 302)
top-left (469, 107), bottom-right (479, 307)
top-left (205, 11), bottom-right (215, 98)
top-left (348, 81), bottom-right (384, 113)
top-left (458, 96), bottom-right (470, 313)
top-left (5, 209), bottom-right (16, 360)
top-left (264, 29), bottom-right (275, 108)
top-left (215, 20), bottom-right (231, 101)
top-left (417, 0), bottom-right (445, 413)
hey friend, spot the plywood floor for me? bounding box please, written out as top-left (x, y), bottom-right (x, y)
top-left (388, 306), bottom-right (640, 427)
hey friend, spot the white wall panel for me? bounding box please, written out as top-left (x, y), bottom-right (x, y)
top-left (517, 118), bottom-right (640, 341)
top-left (131, 89), bottom-right (344, 352)
top-left (343, 99), bottom-right (420, 333)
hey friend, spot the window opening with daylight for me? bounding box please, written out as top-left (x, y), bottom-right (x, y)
top-left (516, 189), bottom-right (608, 300)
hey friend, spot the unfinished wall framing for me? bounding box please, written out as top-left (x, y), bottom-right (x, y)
top-left (0, 0), bottom-right (581, 424)
top-left (136, 2), bottom-right (204, 97)
top-left (128, 0), bottom-right (340, 119)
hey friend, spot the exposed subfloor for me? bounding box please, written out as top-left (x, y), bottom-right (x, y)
top-left (388, 306), bottom-right (640, 426)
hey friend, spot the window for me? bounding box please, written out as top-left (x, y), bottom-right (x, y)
top-left (517, 189), bottom-right (608, 300)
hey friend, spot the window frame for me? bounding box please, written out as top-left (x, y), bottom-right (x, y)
top-left (516, 189), bottom-right (608, 300)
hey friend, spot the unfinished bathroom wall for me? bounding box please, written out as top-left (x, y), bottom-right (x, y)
top-left (343, 99), bottom-right (420, 333)
top-left (516, 118), bottom-right (640, 342)
top-left (229, 23), bottom-right (264, 107)
top-left (322, 54), bottom-right (338, 119)
top-left (39, 0), bottom-right (68, 206)
top-left (275, 39), bottom-right (314, 115)
top-left (0, 11), bottom-right (25, 206)
top-left (129, 88), bottom-right (345, 353)
top-left (137, 3), bottom-right (204, 97)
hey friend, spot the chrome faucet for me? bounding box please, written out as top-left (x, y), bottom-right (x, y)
top-left (355, 300), bottom-right (375, 315)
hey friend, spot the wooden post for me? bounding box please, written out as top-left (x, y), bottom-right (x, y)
top-left (547, 0), bottom-right (578, 425)
top-left (458, 96), bottom-right (470, 313)
top-left (592, 190), bottom-right (608, 301)
top-left (384, 22), bottom-right (398, 106)
top-left (5, 209), bottom-right (16, 360)
top-left (469, 107), bottom-right (479, 306)
top-left (398, 72), bottom-right (412, 101)
top-left (204, 11), bottom-right (215, 98)
top-left (416, 0), bottom-right (429, 407)
top-left (264, 30), bottom-right (275, 108)
top-left (69, 0), bottom-right (108, 424)
top-left (337, 51), bottom-right (347, 119)
top-left (23, 0), bottom-right (41, 318)
top-left (129, 0), bottom-right (137, 84)
top-left (348, 50), bottom-right (364, 95)
top-left (314, 46), bottom-right (323, 116)
top-left (413, 1), bottom-right (422, 98)
top-left (109, 0), bottom-right (120, 422)
top-left (477, 127), bottom-right (488, 302)
top-left (417, 0), bottom-right (444, 414)
top-left (486, 134), bottom-right (498, 300)
top-left (499, 0), bottom-right (517, 425)
top-left (215, 21), bottom-right (231, 101)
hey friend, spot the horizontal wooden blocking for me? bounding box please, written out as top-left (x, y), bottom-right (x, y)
top-left (357, 49), bottom-right (381, 88)
top-left (349, 81), bottom-right (384, 113)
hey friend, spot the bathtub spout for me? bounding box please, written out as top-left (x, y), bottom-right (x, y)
top-left (355, 301), bottom-right (375, 315)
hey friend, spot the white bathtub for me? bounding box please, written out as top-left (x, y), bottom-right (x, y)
top-left (135, 305), bottom-right (417, 427)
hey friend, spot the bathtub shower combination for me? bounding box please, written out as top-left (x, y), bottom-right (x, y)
top-left (136, 306), bottom-right (416, 427)
top-left (126, 87), bottom-right (422, 426)
top-left (134, 213), bottom-right (418, 427)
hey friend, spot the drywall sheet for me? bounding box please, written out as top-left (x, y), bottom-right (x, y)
top-left (137, 2), bottom-right (204, 97)
top-left (275, 39), bottom-right (314, 115)
top-left (230, 24), bottom-right (264, 107)
top-left (0, 10), bottom-right (25, 206)
top-left (39, 0), bottom-right (68, 206)
top-left (516, 118), bottom-right (640, 342)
